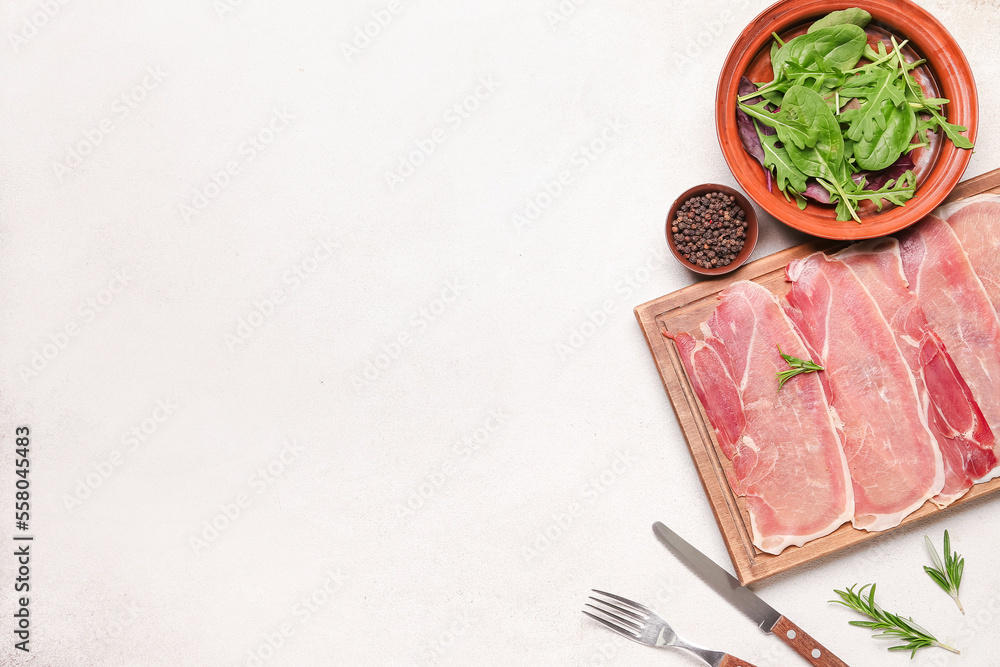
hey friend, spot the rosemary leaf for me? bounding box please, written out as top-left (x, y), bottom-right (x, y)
top-left (925, 530), bottom-right (965, 614)
top-left (831, 583), bottom-right (959, 657)
top-left (775, 345), bottom-right (824, 390)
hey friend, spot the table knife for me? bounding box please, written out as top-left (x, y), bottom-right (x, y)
top-left (653, 522), bottom-right (849, 667)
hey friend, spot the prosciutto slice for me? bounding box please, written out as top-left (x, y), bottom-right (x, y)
top-left (669, 281), bottom-right (853, 554)
top-left (784, 253), bottom-right (943, 530)
top-left (898, 216), bottom-right (1000, 482)
top-left (946, 196), bottom-right (1000, 309)
top-left (837, 240), bottom-right (997, 506)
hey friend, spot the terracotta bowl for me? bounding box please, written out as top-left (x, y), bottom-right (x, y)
top-left (666, 184), bottom-right (759, 276)
top-left (716, 0), bottom-right (977, 240)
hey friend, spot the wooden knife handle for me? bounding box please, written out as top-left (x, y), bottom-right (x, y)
top-left (719, 654), bottom-right (760, 667)
top-left (772, 616), bottom-right (849, 666)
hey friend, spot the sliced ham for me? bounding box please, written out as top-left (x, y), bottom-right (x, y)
top-left (783, 253), bottom-right (943, 530)
top-left (898, 216), bottom-right (1000, 482)
top-left (669, 281), bottom-right (853, 554)
top-left (836, 239), bottom-right (997, 506)
top-left (946, 196), bottom-right (1000, 309)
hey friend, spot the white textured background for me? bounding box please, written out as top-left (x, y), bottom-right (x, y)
top-left (2, 0), bottom-right (999, 665)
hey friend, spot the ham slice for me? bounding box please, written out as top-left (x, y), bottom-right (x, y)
top-left (946, 196), bottom-right (1000, 309)
top-left (669, 281), bottom-right (853, 554)
top-left (836, 240), bottom-right (997, 506)
top-left (784, 253), bottom-right (943, 530)
top-left (898, 216), bottom-right (1000, 482)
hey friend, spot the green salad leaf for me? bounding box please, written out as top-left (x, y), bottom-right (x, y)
top-left (839, 66), bottom-right (907, 142)
top-left (780, 86), bottom-right (859, 220)
top-left (738, 99), bottom-right (818, 150)
top-left (829, 170), bottom-right (915, 221)
top-left (854, 101), bottom-right (917, 171)
top-left (736, 7), bottom-right (975, 224)
top-left (772, 25), bottom-right (868, 77)
top-left (808, 7), bottom-right (872, 32)
top-left (756, 125), bottom-right (808, 193)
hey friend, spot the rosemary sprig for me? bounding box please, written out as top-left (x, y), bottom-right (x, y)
top-left (924, 530), bottom-right (965, 615)
top-left (831, 583), bottom-right (959, 658)
top-left (775, 345), bottom-right (824, 390)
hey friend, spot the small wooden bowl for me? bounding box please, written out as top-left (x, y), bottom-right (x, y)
top-left (666, 184), bottom-right (759, 276)
top-left (716, 0), bottom-right (978, 240)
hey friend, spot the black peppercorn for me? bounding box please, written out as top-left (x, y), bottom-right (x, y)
top-left (671, 191), bottom-right (749, 269)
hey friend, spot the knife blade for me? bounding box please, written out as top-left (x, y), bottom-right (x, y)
top-left (653, 522), bottom-right (849, 667)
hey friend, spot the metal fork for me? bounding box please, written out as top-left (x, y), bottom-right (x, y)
top-left (583, 589), bottom-right (759, 667)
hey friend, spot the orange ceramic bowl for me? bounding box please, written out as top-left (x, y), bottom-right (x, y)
top-left (716, 0), bottom-right (977, 240)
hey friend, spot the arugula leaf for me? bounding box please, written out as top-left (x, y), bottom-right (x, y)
top-left (925, 107), bottom-right (974, 149)
top-left (837, 69), bottom-right (882, 98)
top-left (738, 100), bottom-right (818, 150)
top-left (744, 66), bottom-right (847, 104)
top-left (756, 124), bottom-right (808, 194)
top-left (839, 66), bottom-right (907, 142)
top-left (790, 189), bottom-right (809, 210)
top-left (890, 37), bottom-right (930, 105)
top-left (827, 170), bottom-right (916, 221)
top-left (858, 40), bottom-right (902, 71)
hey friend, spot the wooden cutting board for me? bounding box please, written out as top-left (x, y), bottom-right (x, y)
top-left (635, 168), bottom-right (1000, 585)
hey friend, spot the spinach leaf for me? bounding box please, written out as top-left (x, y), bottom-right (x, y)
top-left (808, 8), bottom-right (872, 33)
top-left (855, 101), bottom-right (917, 171)
top-left (770, 33), bottom-right (785, 81)
top-left (781, 86), bottom-right (859, 220)
top-left (781, 86), bottom-right (846, 176)
top-left (772, 25), bottom-right (867, 76)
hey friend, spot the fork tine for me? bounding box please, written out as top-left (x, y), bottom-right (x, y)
top-left (586, 596), bottom-right (645, 622)
top-left (581, 610), bottom-right (641, 638)
top-left (583, 603), bottom-right (644, 633)
top-left (591, 589), bottom-right (653, 615)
